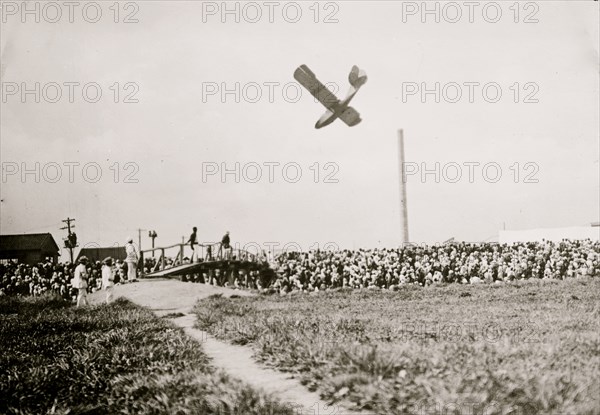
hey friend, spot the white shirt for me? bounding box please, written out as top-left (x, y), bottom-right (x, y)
top-left (74, 263), bottom-right (87, 280)
top-left (102, 265), bottom-right (114, 288)
top-left (73, 263), bottom-right (88, 288)
top-left (125, 243), bottom-right (138, 263)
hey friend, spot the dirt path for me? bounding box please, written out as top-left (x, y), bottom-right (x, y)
top-left (88, 278), bottom-right (253, 316)
top-left (88, 279), bottom-right (369, 415)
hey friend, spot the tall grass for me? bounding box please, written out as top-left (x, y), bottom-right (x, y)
top-left (0, 295), bottom-right (296, 415)
top-left (194, 279), bottom-right (600, 414)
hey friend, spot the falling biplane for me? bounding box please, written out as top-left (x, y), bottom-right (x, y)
top-left (293, 64), bottom-right (367, 129)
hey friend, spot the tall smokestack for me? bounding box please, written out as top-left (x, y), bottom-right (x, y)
top-left (398, 129), bottom-right (410, 245)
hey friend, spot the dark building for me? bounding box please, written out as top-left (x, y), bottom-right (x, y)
top-left (0, 233), bottom-right (60, 265)
top-left (76, 246), bottom-right (127, 264)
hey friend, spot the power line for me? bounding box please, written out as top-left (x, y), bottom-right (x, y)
top-left (21, 222), bottom-right (63, 233)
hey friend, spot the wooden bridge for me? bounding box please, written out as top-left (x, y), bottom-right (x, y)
top-left (140, 241), bottom-right (266, 278)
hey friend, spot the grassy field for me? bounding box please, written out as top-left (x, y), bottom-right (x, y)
top-left (0, 295), bottom-right (296, 415)
top-left (194, 278), bottom-right (600, 415)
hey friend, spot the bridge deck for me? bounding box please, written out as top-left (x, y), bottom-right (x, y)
top-left (143, 259), bottom-right (265, 278)
top-left (144, 263), bottom-right (205, 278)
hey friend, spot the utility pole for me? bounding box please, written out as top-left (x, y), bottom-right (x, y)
top-left (60, 217), bottom-right (78, 263)
top-left (137, 228), bottom-right (145, 253)
top-left (148, 230), bottom-right (158, 257)
top-left (398, 129), bottom-right (410, 246)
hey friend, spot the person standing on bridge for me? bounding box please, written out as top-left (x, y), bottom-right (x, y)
top-left (125, 237), bottom-right (139, 282)
top-left (221, 231), bottom-right (231, 260)
top-left (187, 227), bottom-right (198, 263)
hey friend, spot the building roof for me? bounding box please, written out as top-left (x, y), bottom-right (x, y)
top-left (0, 233), bottom-right (60, 252)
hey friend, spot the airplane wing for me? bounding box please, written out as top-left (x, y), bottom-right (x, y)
top-left (294, 64), bottom-right (340, 109)
top-left (339, 106), bottom-right (361, 127)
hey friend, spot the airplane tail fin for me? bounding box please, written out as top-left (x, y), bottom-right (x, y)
top-left (340, 65), bottom-right (367, 106)
top-left (348, 65), bottom-right (367, 89)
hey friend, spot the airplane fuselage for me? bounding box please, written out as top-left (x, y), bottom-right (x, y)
top-left (314, 90), bottom-right (360, 129)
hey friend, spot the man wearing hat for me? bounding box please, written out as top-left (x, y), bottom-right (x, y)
top-left (102, 257), bottom-right (115, 304)
top-left (124, 237), bottom-right (139, 282)
top-left (74, 256), bottom-right (89, 307)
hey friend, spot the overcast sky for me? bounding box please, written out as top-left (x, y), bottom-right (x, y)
top-left (1, 1), bottom-right (598, 260)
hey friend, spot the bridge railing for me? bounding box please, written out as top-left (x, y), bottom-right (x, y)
top-left (214, 244), bottom-right (259, 263)
top-left (140, 242), bottom-right (261, 276)
top-left (140, 243), bottom-right (183, 276)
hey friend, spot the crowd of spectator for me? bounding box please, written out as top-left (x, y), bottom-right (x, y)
top-left (1, 240), bottom-right (598, 299)
top-left (0, 259), bottom-right (134, 300)
top-left (142, 256), bottom-right (177, 274)
top-left (180, 264), bottom-right (276, 289)
top-left (143, 254), bottom-right (275, 289)
top-left (271, 240), bottom-right (599, 292)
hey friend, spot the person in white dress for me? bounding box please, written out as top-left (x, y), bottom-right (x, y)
top-left (73, 256), bottom-right (89, 307)
top-left (124, 237), bottom-right (139, 282)
top-left (102, 257), bottom-right (115, 304)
